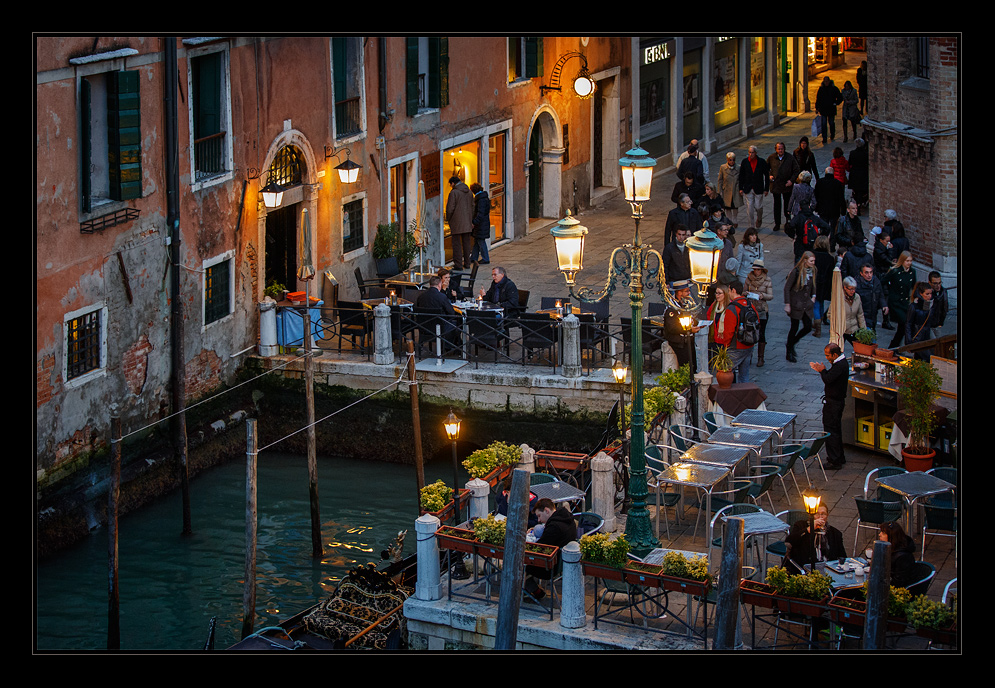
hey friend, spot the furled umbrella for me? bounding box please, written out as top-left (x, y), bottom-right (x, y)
top-left (297, 207), bottom-right (316, 349)
top-left (413, 180), bottom-right (430, 273)
top-left (828, 266), bottom-right (845, 349)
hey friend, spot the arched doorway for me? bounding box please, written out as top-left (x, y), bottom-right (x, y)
top-left (526, 108), bottom-right (563, 229)
top-left (256, 131), bottom-right (320, 300)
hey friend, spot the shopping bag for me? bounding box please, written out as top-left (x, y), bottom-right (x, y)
top-left (811, 117), bottom-right (822, 137)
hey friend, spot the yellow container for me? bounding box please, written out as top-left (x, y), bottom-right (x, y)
top-left (879, 421), bottom-right (894, 449)
top-left (856, 416), bottom-right (874, 445)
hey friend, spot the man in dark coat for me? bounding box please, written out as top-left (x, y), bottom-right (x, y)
top-left (524, 498), bottom-right (577, 598)
top-left (662, 225), bottom-right (693, 284)
top-left (445, 175), bottom-right (474, 270)
top-left (814, 166), bottom-right (847, 235)
top-left (815, 76), bottom-right (843, 144)
top-left (415, 276), bottom-right (461, 349)
top-left (738, 145), bottom-right (769, 229)
top-left (809, 343), bottom-right (849, 468)
top-left (854, 264), bottom-right (888, 330)
top-left (766, 142), bottom-right (801, 231)
top-left (671, 172), bottom-right (705, 209)
top-left (480, 266), bottom-right (520, 313)
top-left (676, 144), bottom-right (706, 186)
top-left (665, 193), bottom-right (701, 246)
top-left (661, 280), bottom-right (699, 370)
top-left (785, 201), bottom-right (830, 261)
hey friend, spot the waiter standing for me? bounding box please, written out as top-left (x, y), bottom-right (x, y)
top-left (809, 343), bottom-right (849, 469)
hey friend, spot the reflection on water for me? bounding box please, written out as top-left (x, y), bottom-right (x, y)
top-left (35, 452), bottom-right (468, 651)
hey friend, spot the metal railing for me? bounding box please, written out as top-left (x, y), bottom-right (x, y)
top-left (194, 131), bottom-right (227, 180)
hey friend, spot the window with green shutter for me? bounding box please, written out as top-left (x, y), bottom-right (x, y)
top-left (107, 70), bottom-right (142, 201)
top-left (406, 37), bottom-right (448, 116)
top-left (204, 258), bottom-right (232, 325)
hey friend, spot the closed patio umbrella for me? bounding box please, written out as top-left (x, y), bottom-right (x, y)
top-left (828, 266), bottom-right (845, 349)
top-left (297, 207), bottom-right (316, 349)
top-left (414, 180), bottom-right (429, 272)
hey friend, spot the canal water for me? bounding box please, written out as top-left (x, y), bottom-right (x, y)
top-left (35, 451), bottom-right (471, 651)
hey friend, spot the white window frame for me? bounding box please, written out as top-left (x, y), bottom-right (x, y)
top-left (330, 36), bottom-right (367, 144)
top-left (185, 40), bottom-right (235, 192)
top-left (62, 303), bottom-right (109, 390)
top-left (202, 249), bottom-right (236, 331)
top-left (341, 191), bottom-right (368, 261)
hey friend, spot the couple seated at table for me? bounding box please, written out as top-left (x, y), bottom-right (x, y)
top-left (782, 503), bottom-right (847, 573)
top-left (523, 498), bottom-right (576, 600)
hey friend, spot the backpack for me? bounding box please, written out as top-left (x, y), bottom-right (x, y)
top-left (731, 299), bottom-right (761, 346)
top-left (801, 219), bottom-right (818, 246)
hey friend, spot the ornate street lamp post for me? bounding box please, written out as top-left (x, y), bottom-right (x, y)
top-left (551, 142), bottom-right (721, 556)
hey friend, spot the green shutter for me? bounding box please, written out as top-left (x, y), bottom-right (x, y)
top-left (406, 37), bottom-right (419, 116)
top-left (107, 70), bottom-right (141, 201)
top-left (332, 36), bottom-right (347, 104)
top-left (525, 37), bottom-right (543, 78)
top-left (428, 37), bottom-right (440, 109)
top-left (81, 77), bottom-right (92, 214)
top-left (193, 52), bottom-right (221, 139)
top-left (438, 37), bottom-right (449, 108)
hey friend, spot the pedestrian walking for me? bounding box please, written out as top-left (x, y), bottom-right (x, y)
top-left (813, 235), bottom-right (835, 334)
top-left (794, 136), bottom-right (820, 180)
top-left (905, 281), bottom-right (939, 361)
top-left (856, 60), bottom-right (868, 114)
top-left (815, 76), bottom-right (843, 145)
top-left (784, 251), bottom-right (817, 362)
top-left (469, 182), bottom-right (491, 265)
top-left (743, 259), bottom-right (773, 367)
top-left (840, 80), bottom-right (861, 143)
top-left (809, 343), bottom-right (849, 469)
top-left (767, 142), bottom-right (801, 231)
top-left (445, 175), bottom-right (474, 271)
top-left (718, 151), bottom-right (741, 228)
top-left (738, 145), bottom-right (769, 230)
top-left (735, 227), bottom-right (764, 284)
top-left (883, 251), bottom-right (917, 346)
top-left (848, 138), bottom-right (870, 210)
top-left (928, 270), bottom-right (949, 340)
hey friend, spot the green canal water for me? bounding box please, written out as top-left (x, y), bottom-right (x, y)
top-left (35, 452), bottom-right (471, 651)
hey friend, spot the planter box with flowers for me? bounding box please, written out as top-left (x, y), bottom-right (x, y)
top-left (433, 514), bottom-right (560, 568)
top-left (419, 480), bottom-right (471, 522)
top-left (657, 550), bottom-right (712, 596)
top-left (435, 525), bottom-right (477, 553)
top-left (754, 566), bottom-right (834, 616)
top-left (579, 533), bottom-right (630, 582)
top-left (907, 593), bottom-right (957, 646)
top-left (463, 441), bottom-right (523, 489)
top-left (827, 583), bottom-right (911, 632)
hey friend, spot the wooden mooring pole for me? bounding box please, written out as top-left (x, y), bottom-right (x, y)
top-left (407, 341), bottom-right (425, 503)
top-left (714, 516), bottom-right (745, 650)
top-left (305, 291), bottom-right (323, 559)
top-left (107, 416), bottom-right (121, 650)
top-left (495, 469), bottom-right (531, 649)
top-left (864, 539), bottom-right (892, 649)
top-left (242, 418), bottom-right (258, 639)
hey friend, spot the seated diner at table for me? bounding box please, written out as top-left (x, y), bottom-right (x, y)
top-left (479, 266), bottom-right (519, 312)
top-left (524, 498), bottom-right (576, 600)
top-left (415, 276), bottom-right (462, 348)
top-left (437, 267), bottom-right (464, 302)
top-left (878, 521), bottom-right (917, 588)
top-left (782, 504), bottom-right (847, 573)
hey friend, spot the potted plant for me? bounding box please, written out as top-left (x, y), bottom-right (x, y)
top-left (419, 479), bottom-right (470, 521)
top-left (372, 222), bottom-right (419, 273)
top-left (827, 582), bottom-right (911, 632)
top-left (852, 327), bottom-right (878, 356)
top-left (762, 565), bottom-right (833, 616)
top-left (708, 345), bottom-right (736, 389)
top-left (579, 532), bottom-right (630, 582)
top-left (264, 280), bottom-right (287, 301)
top-left (435, 524), bottom-right (477, 553)
top-left (657, 550), bottom-right (712, 595)
top-left (472, 513), bottom-right (507, 559)
top-left (523, 541), bottom-right (561, 571)
top-left (895, 359), bottom-right (943, 471)
top-left (906, 594), bottom-right (956, 645)
top-left (463, 441), bottom-right (521, 485)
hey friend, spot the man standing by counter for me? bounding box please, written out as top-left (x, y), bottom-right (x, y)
top-left (809, 343), bottom-right (849, 469)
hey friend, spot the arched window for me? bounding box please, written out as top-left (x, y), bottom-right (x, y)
top-left (266, 145), bottom-right (304, 188)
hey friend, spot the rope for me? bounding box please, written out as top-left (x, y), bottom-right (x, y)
top-left (255, 354), bottom-right (413, 454)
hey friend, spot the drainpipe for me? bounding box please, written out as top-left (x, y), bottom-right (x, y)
top-left (165, 36), bottom-right (192, 535)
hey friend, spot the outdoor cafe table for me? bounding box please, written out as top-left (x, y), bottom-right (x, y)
top-left (653, 462), bottom-right (731, 544)
top-left (530, 479), bottom-right (586, 512)
top-left (730, 408), bottom-right (797, 443)
top-left (704, 425), bottom-right (776, 470)
top-left (875, 471), bottom-right (956, 534)
top-left (385, 271), bottom-right (434, 289)
top-left (719, 510), bottom-right (790, 576)
top-left (679, 443), bottom-right (752, 474)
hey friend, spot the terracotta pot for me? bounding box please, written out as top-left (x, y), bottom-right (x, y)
top-left (715, 369), bottom-right (735, 389)
top-left (874, 347), bottom-right (896, 360)
top-left (740, 580), bottom-right (778, 609)
top-left (853, 341), bottom-right (877, 356)
top-left (901, 448), bottom-right (936, 472)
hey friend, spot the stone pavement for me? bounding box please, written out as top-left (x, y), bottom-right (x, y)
top-left (485, 52), bottom-right (957, 613)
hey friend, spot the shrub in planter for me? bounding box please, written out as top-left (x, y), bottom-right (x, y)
top-left (906, 594), bottom-right (955, 631)
top-left (895, 358), bottom-right (943, 459)
top-left (765, 565), bottom-right (833, 601)
top-left (661, 550), bottom-right (711, 584)
top-left (472, 514), bottom-right (507, 546)
top-left (419, 479), bottom-right (454, 513)
top-left (578, 532), bottom-right (630, 569)
top-left (462, 441), bottom-right (522, 479)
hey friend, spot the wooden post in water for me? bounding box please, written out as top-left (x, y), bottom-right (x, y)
top-left (714, 516), bottom-right (744, 650)
top-left (107, 416), bottom-right (121, 650)
top-left (242, 419), bottom-right (258, 639)
top-left (305, 292), bottom-right (323, 559)
top-left (407, 340), bottom-right (425, 500)
top-left (495, 469), bottom-right (530, 649)
top-left (864, 539), bottom-right (892, 649)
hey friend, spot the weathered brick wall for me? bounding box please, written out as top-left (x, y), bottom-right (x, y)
top-left (865, 37), bottom-right (958, 274)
